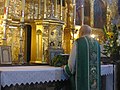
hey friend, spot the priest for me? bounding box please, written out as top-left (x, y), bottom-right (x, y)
top-left (63, 25), bottom-right (101, 90)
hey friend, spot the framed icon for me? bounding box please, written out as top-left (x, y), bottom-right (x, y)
top-left (49, 48), bottom-right (64, 64)
top-left (0, 46), bottom-right (12, 64)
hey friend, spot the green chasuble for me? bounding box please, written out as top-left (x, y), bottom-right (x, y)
top-left (64, 36), bottom-right (101, 90)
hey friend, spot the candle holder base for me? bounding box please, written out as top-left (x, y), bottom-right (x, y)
top-left (18, 53), bottom-right (25, 65)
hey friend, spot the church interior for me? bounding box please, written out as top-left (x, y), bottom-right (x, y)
top-left (0, 0), bottom-right (120, 90)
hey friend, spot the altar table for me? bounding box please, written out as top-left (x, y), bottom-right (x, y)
top-left (0, 64), bottom-right (114, 90)
top-left (101, 64), bottom-right (115, 90)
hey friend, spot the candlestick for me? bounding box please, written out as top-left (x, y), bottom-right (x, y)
top-left (18, 0), bottom-right (25, 65)
top-left (81, 4), bottom-right (84, 25)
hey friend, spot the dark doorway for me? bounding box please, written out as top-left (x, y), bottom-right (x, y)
top-left (25, 25), bottom-right (32, 63)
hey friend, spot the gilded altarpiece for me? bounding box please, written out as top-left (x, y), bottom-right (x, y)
top-left (7, 28), bottom-right (25, 63)
top-left (0, 0), bottom-right (26, 63)
top-left (35, 23), bottom-right (63, 63)
top-left (0, 27), bottom-right (25, 63)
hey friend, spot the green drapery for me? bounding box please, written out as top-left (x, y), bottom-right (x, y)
top-left (76, 36), bottom-right (101, 90)
top-left (64, 36), bottom-right (101, 90)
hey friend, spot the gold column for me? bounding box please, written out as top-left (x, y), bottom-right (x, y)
top-left (36, 29), bottom-right (42, 62)
top-left (30, 22), bottom-right (37, 63)
top-left (64, 0), bottom-right (71, 54)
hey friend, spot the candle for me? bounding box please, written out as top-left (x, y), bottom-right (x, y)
top-left (44, 0), bottom-right (46, 18)
top-left (73, 6), bottom-right (76, 26)
top-left (22, 0), bottom-right (25, 13)
top-left (73, 0), bottom-right (76, 26)
top-left (4, 0), bottom-right (9, 19)
top-left (60, 0), bottom-right (62, 20)
top-left (81, 4), bottom-right (84, 25)
top-left (21, 0), bottom-right (25, 22)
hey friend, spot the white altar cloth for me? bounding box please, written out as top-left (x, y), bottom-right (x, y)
top-left (101, 64), bottom-right (114, 76)
top-left (101, 64), bottom-right (115, 90)
top-left (0, 64), bottom-right (114, 88)
top-left (0, 66), bottom-right (66, 87)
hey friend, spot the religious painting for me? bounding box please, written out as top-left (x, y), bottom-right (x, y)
top-left (84, 0), bottom-right (90, 25)
top-left (49, 48), bottom-right (64, 64)
top-left (0, 46), bottom-right (12, 64)
top-left (94, 0), bottom-right (107, 28)
top-left (76, 0), bottom-right (82, 25)
top-left (49, 25), bottom-right (63, 49)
